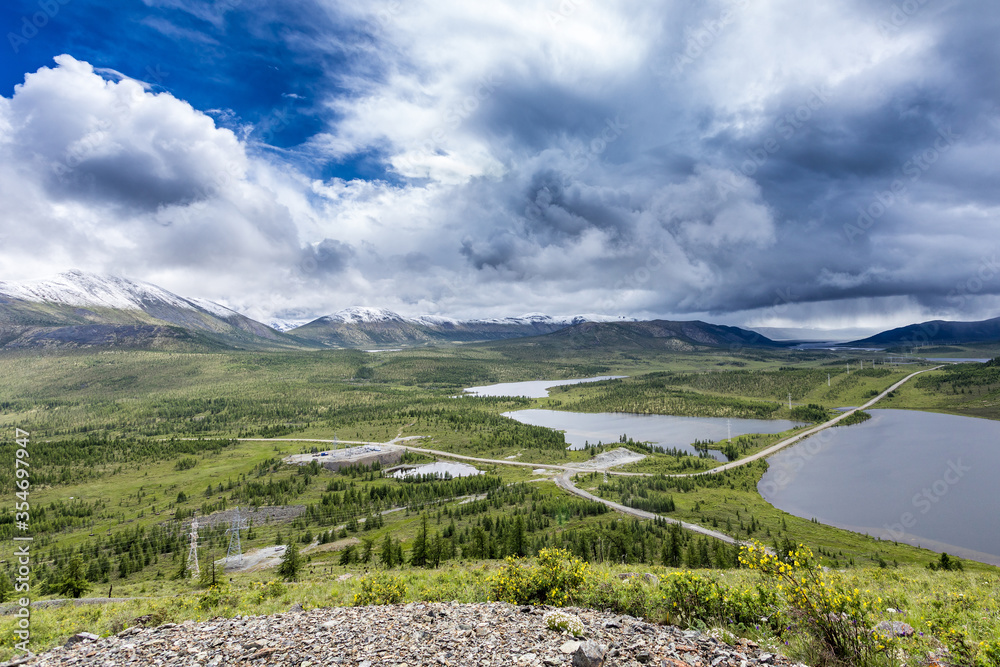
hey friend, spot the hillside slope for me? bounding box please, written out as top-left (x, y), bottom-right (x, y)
top-left (0, 271), bottom-right (310, 350)
top-left (846, 316), bottom-right (1000, 347)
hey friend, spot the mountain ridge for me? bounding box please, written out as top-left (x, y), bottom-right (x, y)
top-left (845, 315), bottom-right (1000, 348)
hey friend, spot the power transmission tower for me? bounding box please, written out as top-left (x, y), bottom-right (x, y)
top-left (186, 519), bottom-right (200, 579)
top-left (225, 507), bottom-right (250, 567)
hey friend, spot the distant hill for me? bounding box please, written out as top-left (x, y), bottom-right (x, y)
top-left (489, 320), bottom-right (784, 352)
top-left (0, 271), bottom-right (310, 351)
top-left (288, 308), bottom-right (623, 348)
top-left (845, 316), bottom-right (1000, 348)
top-left (0, 271), bottom-right (784, 352)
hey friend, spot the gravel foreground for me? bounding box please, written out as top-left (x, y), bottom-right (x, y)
top-left (5, 602), bottom-right (807, 667)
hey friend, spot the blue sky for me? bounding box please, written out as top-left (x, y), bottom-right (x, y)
top-left (1, 0), bottom-right (999, 329)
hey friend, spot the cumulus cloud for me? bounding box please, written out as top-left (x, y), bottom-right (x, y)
top-left (2, 0), bottom-right (1000, 328)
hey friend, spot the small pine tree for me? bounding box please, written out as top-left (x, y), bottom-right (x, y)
top-left (410, 516), bottom-right (429, 568)
top-left (198, 556), bottom-right (216, 588)
top-left (361, 537), bottom-right (375, 564)
top-left (277, 542), bottom-right (301, 581)
top-left (56, 557), bottom-right (90, 599)
top-left (0, 572), bottom-right (14, 603)
top-left (380, 533), bottom-right (395, 568)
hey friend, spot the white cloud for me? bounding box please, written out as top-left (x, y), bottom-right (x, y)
top-left (2, 0), bottom-right (1000, 327)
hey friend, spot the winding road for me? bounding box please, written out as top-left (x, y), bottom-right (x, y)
top-left (249, 365), bottom-right (941, 544)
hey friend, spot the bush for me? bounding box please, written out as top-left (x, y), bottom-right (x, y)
top-left (197, 584), bottom-right (238, 611)
top-left (253, 580), bottom-right (287, 603)
top-left (544, 610), bottom-right (586, 636)
top-left (740, 541), bottom-right (895, 667)
top-left (353, 574), bottom-right (406, 606)
top-left (658, 571), bottom-right (783, 632)
top-left (489, 548), bottom-right (588, 607)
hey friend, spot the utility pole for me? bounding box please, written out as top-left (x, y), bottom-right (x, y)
top-left (828, 373), bottom-right (831, 386)
top-left (788, 393), bottom-right (792, 410)
top-left (187, 519), bottom-right (200, 579)
top-left (226, 507), bottom-right (250, 568)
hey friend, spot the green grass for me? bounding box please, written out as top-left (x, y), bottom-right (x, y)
top-left (2, 558), bottom-right (997, 666)
top-left (1, 346), bottom-right (999, 665)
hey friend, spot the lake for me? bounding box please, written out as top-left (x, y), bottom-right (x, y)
top-left (759, 409), bottom-right (1000, 565)
top-left (505, 409), bottom-right (805, 458)
top-left (464, 376), bottom-right (625, 398)
top-left (393, 462), bottom-right (482, 479)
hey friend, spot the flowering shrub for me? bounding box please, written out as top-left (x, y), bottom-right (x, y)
top-left (352, 574), bottom-right (406, 606)
top-left (976, 640), bottom-right (1000, 667)
top-left (740, 541), bottom-right (895, 666)
top-left (658, 571), bottom-right (784, 631)
top-left (197, 584), bottom-right (238, 611)
top-left (544, 610), bottom-right (586, 636)
top-left (252, 580), bottom-right (287, 603)
top-left (489, 548), bottom-right (588, 606)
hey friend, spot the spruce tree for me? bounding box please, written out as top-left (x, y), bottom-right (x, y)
top-left (56, 557), bottom-right (90, 599)
top-left (380, 533), bottom-right (395, 568)
top-left (277, 542), bottom-right (302, 581)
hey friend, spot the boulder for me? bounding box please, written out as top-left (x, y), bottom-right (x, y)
top-left (572, 640), bottom-right (607, 667)
top-left (875, 620), bottom-right (915, 637)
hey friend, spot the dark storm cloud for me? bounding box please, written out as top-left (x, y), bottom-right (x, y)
top-left (301, 238), bottom-right (356, 276)
top-left (2, 0), bottom-right (1000, 326)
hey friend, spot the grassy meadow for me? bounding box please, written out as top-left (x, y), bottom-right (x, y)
top-left (0, 345), bottom-right (998, 665)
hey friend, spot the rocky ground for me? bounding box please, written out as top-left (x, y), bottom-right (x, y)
top-left (6, 602), bottom-right (806, 667)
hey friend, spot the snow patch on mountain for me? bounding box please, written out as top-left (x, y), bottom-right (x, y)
top-left (267, 318), bottom-right (314, 332)
top-left (319, 307), bottom-right (408, 324)
top-left (0, 270), bottom-right (193, 311)
top-left (184, 297), bottom-right (241, 319)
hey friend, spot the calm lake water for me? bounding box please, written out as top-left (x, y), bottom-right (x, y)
top-left (759, 409), bottom-right (1000, 565)
top-left (393, 462), bottom-right (481, 479)
top-left (504, 409), bottom-right (805, 458)
top-left (464, 376), bottom-right (625, 399)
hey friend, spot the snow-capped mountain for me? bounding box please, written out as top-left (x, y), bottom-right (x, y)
top-left (0, 270), bottom-right (198, 312)
top-left (266, 318), bottom-right (314, 333)
top-left (0, 270), bottom-right (647, 350)
top-left (0, 271), bottom-right (301, 350)
top-left (295, 308), bottom-right (632, 329)
top-left (319, 307), bottom-right (409, 324)
top-left (288, 308), bottom-right (630, 348)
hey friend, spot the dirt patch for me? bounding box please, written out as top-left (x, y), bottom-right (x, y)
top-left (306, 537), bottom-right (361, 554)
top-left (218, 544), bottom-right (289, 573)
top-left (571, 447), bottom-right (646, 470)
